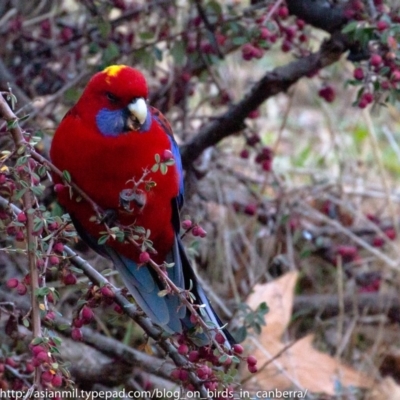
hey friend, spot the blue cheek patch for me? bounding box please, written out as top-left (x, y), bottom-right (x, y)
top-left (139, 111), bottom-right (152, 133)
top-left (96, 108), bottom-right (127, 137)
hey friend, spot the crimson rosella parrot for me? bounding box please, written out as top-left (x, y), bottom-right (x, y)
top-left (50, 65), bottom-right (234, 346)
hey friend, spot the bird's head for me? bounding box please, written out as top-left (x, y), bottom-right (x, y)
top-left (77, 65), bottom-right (152, 136)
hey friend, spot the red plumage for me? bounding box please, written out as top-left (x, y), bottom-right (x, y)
top-left (50, 65), bottom-right (235, 345)
top-left (51, 66), bottom-right (178, 264)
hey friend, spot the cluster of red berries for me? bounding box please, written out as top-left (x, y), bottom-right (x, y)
top-left (31, 344), bottom-right (63, 388)
top-left (181, 219), bottom-right (207, 238)
top-left (170, 332), bottom-right (256, 393)
top-left (71, 285), bottom-right (115, 342)
top-left (240, 133), bottom-right (274, 173)
top-left (240, 6), bottom-right (308, 62)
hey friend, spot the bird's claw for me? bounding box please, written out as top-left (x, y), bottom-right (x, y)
top-left (119, 188), bottom-right (146, 212)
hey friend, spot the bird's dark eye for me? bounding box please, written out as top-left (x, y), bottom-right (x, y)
top-left (106, 92), bottom-right (118, 103)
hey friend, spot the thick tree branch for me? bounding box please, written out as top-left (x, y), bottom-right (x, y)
top-left (286, 0), bottom-right (348, 33)
top-left (180, 32), bottom-right (348, 166)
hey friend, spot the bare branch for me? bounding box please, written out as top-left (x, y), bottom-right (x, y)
top-left (180, 32), bottom-right (348, 166)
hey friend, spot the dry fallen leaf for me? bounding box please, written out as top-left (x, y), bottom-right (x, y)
top-left (243, 271), bottom-right (372, 395)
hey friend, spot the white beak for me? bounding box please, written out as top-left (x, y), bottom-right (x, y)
top-left (127, 98), bottom-right (147, 125)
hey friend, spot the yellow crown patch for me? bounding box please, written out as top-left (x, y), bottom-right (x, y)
top-left (103, 65), bottom-right (127, 82)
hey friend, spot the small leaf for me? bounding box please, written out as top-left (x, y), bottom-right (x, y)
top-left (31, 337), bottom-right (44, 345)
top-left (158, 289), bottom-right (169, 297)
top-left (98, 235), bottom-right (109, 245)
top-left (151, 164), bottom-right (159, 173)
top-left (160, 163), bottom-right (168, 175)
top-left (62, 170), bottom-right (72, 183)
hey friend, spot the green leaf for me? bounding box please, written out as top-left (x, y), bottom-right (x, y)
top-left (57, 324), bottom-right (70, 331)
top-left (98, 20), bottom-right (111, 38)
top-left (6, 119), bottom-right (18, 129)
top-left (31, 185), bottom-right (45, 197)
top-left (151, 164), bottom-right (159, 172)
top-left (62, 170), bottom-right (72, 183)
top-left (31, 337), bottom-right (44, 345)
top-left (341, 21), bottom-right (359, 34)
top-left (218, 354), bottom-right (228, 363)
top-left (232, 36), bottom-right (248, 46)
top-left (103, 42), bottom-right (120, 64)
top-left (233, 326), bottom-right (247, 342)
top-left (37, 165), bottom-right (48, 177)
top-left (139, 31), bottom-right (155, 40)
top-left (153, 46), bottom-right (163, 61)
top-left (51, 336), bottom-right (62, 346)
top-left (98, 235), bottom-right (109, 245)
top-left (154, 154), bottom-right (161, 163)
top-left (160, 163), bottom-right (168, 175)
top-left (170, 41), bottom-right (186, 66)
top-left (14, 187), bottom-right (28, 201)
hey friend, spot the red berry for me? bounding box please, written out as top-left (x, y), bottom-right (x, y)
top-left (35, 351), bottom-right (49, 363)
top-left (188, 350), bottom-right (199, 362)
top-left (31, 345), bottom-right (46, 356)
top-left (248, 364), bottom-right (258, 373)
top-left (53, 242), bottom-right (64, 253)
top-left (244, 204), bottom-right (257, 216)
top-left (247, 109), bottom-right (260, 119)
top-left (240, 149), bottom-right (250, 159)
top-left (233, 344), bottom-right (244, 354)
top-left (262, 159), bottom-right (272, 172)
top-left (277, 6), bottom-right (289, 18)
top-left (376, 20), bottom-right (388, 31)
top-left (51, 375), bottom-right (62, 387)
top-left (73, 318), bottom-right (84, 328)
top-left (71, 328), bottom-right (83, 341)
top-left (54, 184), bottom-right (65, 193)
top-left (215, 332), bottom-right (225, 344)
top-left (178, 344), bottom-right (189, 355)
top-left (25, 362), bottom-right (34, 373)
top-left (15, 230), bottom-right (25, 242)
top-left (17, 212), bottom-right (27, 223)
top-left (336, 245), bottom-right (357, 258)
top-left (45, 311), bottom-right (56, 321)
top-left (197, 227), bottom-right (207, 238)
top-left (182, 220), bottom-right (192, 230)
top-left (318, 86), bottom-right (335, 102)
top-left (179, 369), bottom-right (188, 381)
top-left (16, 283), bottom-right (27, 295)
top-left (384, 228), bottom-right (396, 240)
top-left (353, 67), bottom-right (364, 80)
top-left (161, 149), bottom-right (174, 162)
top-left (41, 370), bottom-right (53, 383)
top-left (247, 355), bottom-right (258, 366)
top-left (391, 70), bottom-right (400, 82)
top-left (81, 306), bottom-right (94, 323)
top-left (362, 92), bottom-right (374, 104)
top-left (49, 255), bottom-right (59, 266)
top-left (196, 366), bottom-right (209, 379)
top-left (5, 357), bottom-right (17, 368)
top-left (296, 19), bottom-right (305, 29)
top-left (6, 278), bottom-right (19, 288)
top-left (63, 273), bottom-right (77, 285)
top-left (48, 221), bottom-right (59, 231)
top-left (100, 286), bottom-right (115, 298)
top-left (139, 251), bottom-right (150, 264)
top-left (370, 54), bottom-right (382, 66)
top-left (170, 369), bottom-right (181, 380)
